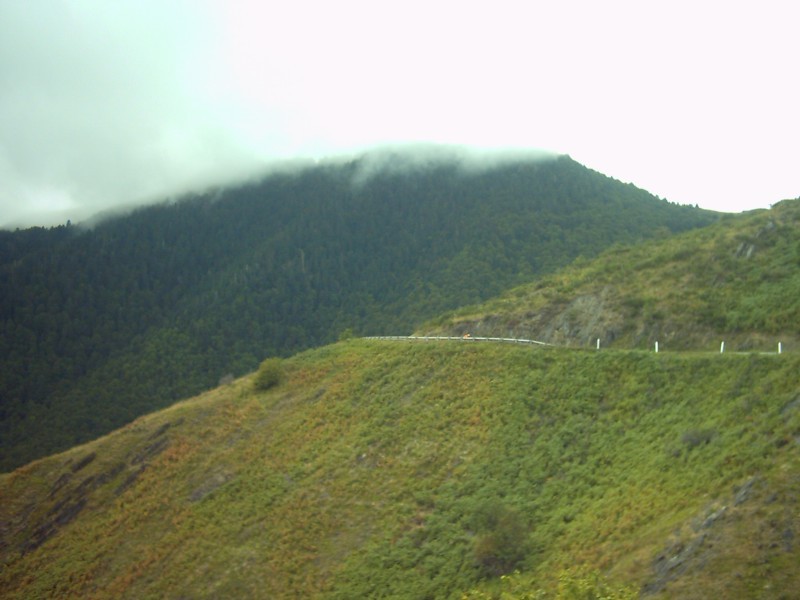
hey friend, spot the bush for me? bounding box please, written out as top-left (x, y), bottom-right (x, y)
top-left (472, 501), bottom-right (530, 576)
top-left (254, 358), bottom-right (284, 391)
top-left (681, 428), bottom-right (716, 449)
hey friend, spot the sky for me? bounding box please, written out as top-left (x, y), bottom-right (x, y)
top-left (1, 0), bottom-right (797, 227)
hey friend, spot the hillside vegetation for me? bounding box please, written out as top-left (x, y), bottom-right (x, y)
top-left (422, 199), bottom-right (800, 352)
top-left (0, 149), bottom-right (717, 470)
top-left (1, 339), bottom-right (799, 598)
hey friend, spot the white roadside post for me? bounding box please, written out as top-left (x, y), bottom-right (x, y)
top-left (720, 341), bottom-right (725, 353)
top-left (596, 338), bottom-right (600, 350)
top-left (779, 342), bottom-right (782, 354)
top-left (655, 341), bottom-right (659, 353)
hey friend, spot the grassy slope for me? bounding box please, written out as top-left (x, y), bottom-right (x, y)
top-left (420, 199), bottom-right (800, 352)
top-left (2, 339), bottom-right (799, 598)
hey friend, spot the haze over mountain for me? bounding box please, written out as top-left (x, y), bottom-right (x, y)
top-left (1, 197), bottom-right (798, 599)
top-left (0, 149), bottom-right (717, 471)
top-left (2, 2), bottom-right (797, 226)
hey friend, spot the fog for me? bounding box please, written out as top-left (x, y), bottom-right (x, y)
top-left (337, 144), bottom-right (556, 188)
top-left (1, 1), bottom-right (797, 228)
top-left (0, 2), bottom-right (262, 227)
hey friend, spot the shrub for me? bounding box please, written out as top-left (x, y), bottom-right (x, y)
top-left (472, 501), bottom-right (530, 576)
top-left (253, 358), bottom-right (284, 391)
top-left (681, 428), bottom-right (716, 449)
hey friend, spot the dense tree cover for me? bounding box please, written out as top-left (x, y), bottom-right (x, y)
top-left (0, 153), bottom-right (717, 470)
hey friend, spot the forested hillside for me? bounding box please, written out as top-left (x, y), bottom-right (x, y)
top-left (422, 198), bottom-right (800, 351)
top-left (0, 150), bottom-right (716, 470)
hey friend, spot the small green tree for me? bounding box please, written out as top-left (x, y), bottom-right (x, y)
top-left (253, 358), bottom-right (284, 391)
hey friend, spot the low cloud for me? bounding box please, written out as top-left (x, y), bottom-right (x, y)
top-left (346, 144), bottom-right (558, 188)
top-left (0, 2), bottom-right (262, 228)
top-left (1, 1), bottom-right (795, 227)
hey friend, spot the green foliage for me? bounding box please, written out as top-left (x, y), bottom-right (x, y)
top-left (1, 341), bottom-right (799, 598)
top-left (0, 153), bottom-right (717, 470)
top-left (253, 358), bottom-right (284, 391)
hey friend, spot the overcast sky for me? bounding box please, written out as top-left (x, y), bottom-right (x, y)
top-left (1, 0), bottom-right (797, 227)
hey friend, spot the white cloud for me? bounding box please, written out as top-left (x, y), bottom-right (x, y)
top-left (0, 1), bottom-right (260, 226)
top-left (1, 0), bottom-right (797, 226)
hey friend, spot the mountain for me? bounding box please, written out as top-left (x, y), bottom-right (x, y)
top-left (1, 339), bottom-right (798, 598)
top-left (421, 198), bottom-right (800, 352)
top-left (1, 196), bottom-right (798, 598)
top-left (0, 149), bottom-right (717, 471)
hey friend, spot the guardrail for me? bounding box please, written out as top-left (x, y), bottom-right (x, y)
top-left (364, 335), bottom-right (552, 346)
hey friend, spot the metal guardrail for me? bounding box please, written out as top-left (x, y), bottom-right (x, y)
top-left (364, 335), bottom-right (552, 346)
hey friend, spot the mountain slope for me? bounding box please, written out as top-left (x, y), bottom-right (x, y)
top-left (1, 339), bottom-right (798, 599)
top-left (0, 149), bottom-right (718, 470)
top-left (421, 199), bottom-right (800, 351)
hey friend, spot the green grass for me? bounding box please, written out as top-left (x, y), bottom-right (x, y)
top-left (2, 339), bottom-right (799, 598)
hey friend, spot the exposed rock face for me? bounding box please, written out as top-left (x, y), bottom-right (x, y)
top-left (540, 289), bottom-right (627, 346)
top-left (444, 287), bottom-right (627, 347)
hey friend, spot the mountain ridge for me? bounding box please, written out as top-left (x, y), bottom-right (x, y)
top-left (2, 196), bottom-right (800, 597)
